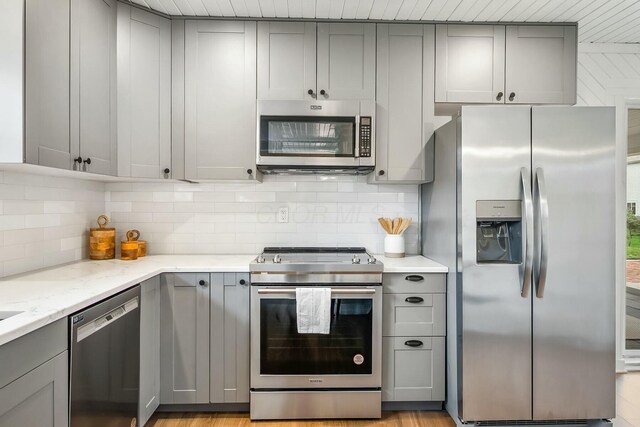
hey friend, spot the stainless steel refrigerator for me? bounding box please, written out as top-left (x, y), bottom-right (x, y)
top-left (421, 106), bottom-right (616, 424)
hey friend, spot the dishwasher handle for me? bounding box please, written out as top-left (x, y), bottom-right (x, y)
top-left (75, 297), bottom-right (139, 343)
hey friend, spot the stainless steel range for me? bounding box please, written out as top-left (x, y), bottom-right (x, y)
top-left (249, 247), bottom-right (383, 420)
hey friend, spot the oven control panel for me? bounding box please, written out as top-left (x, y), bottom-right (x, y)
top-left (358, 116), bottom-right (372, 158)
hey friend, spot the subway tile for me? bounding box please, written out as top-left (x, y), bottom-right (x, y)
top-left (43, 201), bottom-right (76, 214)
top-left (131, 202), bottom-right (174, 213)
top-left (3, 200), bottom-right (44, 215)
top-left (236, 192), bottom-right (276, 202)
top-left (297, 182), bottom-right (338, 192)
top-left (194, 192), bottom-right (236, 202)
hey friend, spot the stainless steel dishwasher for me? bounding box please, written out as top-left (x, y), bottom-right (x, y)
top-left (70, 285), bottom-right (140, 427)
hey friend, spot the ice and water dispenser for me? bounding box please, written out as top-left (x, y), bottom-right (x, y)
top-left (476, 200), bottom-right (522, 264)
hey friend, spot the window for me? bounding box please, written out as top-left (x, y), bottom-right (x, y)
top-left (629, 202), bottom-right (637, 215)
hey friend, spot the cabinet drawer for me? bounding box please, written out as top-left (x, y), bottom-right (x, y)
top-left (383, 273), bottom-right (445, 294)
top-left (382, 336), bottom-right (444, 402)
top-left (383, 293), bottom-right (445, 337)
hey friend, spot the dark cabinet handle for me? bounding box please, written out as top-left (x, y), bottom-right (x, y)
top-left (308, 89), bottom-right (314, 95)
top-left (509, 92), bottom-right (516, 101)
top-left (199, 280), bottom-right (207, 287)
top-left (378, 170), bottom-right (385, 176)
top-left (405, 275), bottom-right (424, 282)
top-left (404, 340), bottom-right (423, 348)
top-left (320, 89), bottom-right (326, 96)
top-left (496, 91), bottom-right (503, 100)
top-left (247, 169), bottom-right (253, 175)
top-left (239, 279), bottom-right (246, 285)
top-left (405, 296), bottom-right (424, 304)
top-left (74, 156), bottom-right (83, 164)
top-left (83, 158), bottom-right (91, 165)
top-left (164, 168), bottom-right (170, 174)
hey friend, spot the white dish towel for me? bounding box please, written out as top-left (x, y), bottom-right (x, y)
top-left (296, 287), bottom-right (331, 334)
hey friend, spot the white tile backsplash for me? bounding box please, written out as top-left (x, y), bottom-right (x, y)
top-left (105, 176), bottom-right (420, 256)
top-left (0, 171), bottom-right (106, 278)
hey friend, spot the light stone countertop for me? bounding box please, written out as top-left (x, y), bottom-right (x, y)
top-left (0, 254), bottom-right (447, 347)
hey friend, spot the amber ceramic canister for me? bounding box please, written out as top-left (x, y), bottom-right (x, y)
top-left (127, 229), bottom-right (146, 257)
top-left (89, 215), bottom-right (115, 260)
top-left (121, 232), bottom-right (139, 261)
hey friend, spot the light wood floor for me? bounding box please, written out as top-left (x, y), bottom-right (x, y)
top-left (149, 373), bottom-right (640, 427)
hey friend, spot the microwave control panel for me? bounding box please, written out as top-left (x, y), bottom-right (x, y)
top-left (359, 117), bottom-right (372, 157)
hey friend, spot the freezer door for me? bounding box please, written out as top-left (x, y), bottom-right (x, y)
top-left (458, 106), bottom-right (533, 421)
top-left (531, 107), bottom-right (616, 420)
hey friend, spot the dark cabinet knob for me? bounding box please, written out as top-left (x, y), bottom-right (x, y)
top-left (404, 340), bottom-right (423, 348)
top-left (405, 296), bottom-right (424, 304)
top-left (509, 92), bottom-right (516, 101)
top-left (83, 158), bottom-right (91, 165)
top-left (74, 156), bottom-right (83, 164)
top-left (239, 279), bottom-right (246, 285)
top-left (378, 170), bottom-right (385, 176)
top-left (405, 275), bottom-right (424, 282)
top-left (496, 91), bottom-right (504, 100)
top-left (320, 89), bottom-right (326, 96)
top-left (164, 168), bottom-right (170, 174)
top-left (199, 280), bottom-right (207, 287)
top-left (247, 169), bottom-right (253, 175)
top-left (308, 89), bottom-right (314, 95)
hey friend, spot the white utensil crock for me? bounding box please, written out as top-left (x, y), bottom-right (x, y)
top-left (384, 234), bottom-right (405, 258)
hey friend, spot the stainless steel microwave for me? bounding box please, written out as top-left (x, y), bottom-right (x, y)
top-left (256, 100), bottom-right (375, 174)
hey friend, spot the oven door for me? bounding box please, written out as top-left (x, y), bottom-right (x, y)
top-left (251, 285), bottom-right (382, 389)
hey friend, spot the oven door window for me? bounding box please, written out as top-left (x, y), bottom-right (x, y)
top-left (259, 116), bottom-right (356, 157)
top-left (260, 298), bottom-right (373, 375)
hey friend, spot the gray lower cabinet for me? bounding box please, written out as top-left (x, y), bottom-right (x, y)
top-left (160, 273), bottom-right (210, 404)
top-left (184, 20), bottom-right (258, 181)
top-left (382, 337), bottom-right (445, 402)
top-left (140, 275), bottom-right (161, 426)
top-left (210, 273), bottom-right (250, 403)
top-left (0, 319), bottom-right (68, 427)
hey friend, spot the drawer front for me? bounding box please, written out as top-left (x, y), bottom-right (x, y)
top-left (383, 273), bottom-right (445, 294)
top-left (382, 336), bottom-right (445, 402)
top-left (383, 293), bottom-right (445, 337)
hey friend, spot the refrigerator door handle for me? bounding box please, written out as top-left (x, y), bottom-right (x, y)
top-left (520, 168), bottom-right (534, 298)
top-left (535, 168), bottom-right (550, 298)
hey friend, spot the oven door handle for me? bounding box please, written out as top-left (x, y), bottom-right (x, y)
top-left (256, 288), bottom-right (376, 295)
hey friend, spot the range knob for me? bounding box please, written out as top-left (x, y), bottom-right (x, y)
top-left (367, 256), bottom-right (377, 264)
top-left (273, 254), bottom-right (282, 264)
top-left (352, 255), bottom-right (361, 264)
top-left (256, 255), bottom-right (265, 263)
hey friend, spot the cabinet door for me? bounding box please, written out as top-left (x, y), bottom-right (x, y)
top-left (25, 0), bottom-right (71, 170)
top-left (0, 351), bottom-right (68, 427)
top-left (184, 21), bottom-right (257, 180)
top-left (382, 337), bottom-right (444, 402)
top-left (117, 4), bottom-right (171, 179)
top-left (316, 23), bottom-right (375, 100)
top-left (374, 24), bottom-right (435, 183)
top-left (505, 25), bottom-right (576, 104)
top-left (160, 273), bottom-right (210, 404)
top-left (139, 275), bottom-right (160, 425)
top-left (435, 24), bottom-right (505, 104)
top-left (257, 22), bottom-right (316, 100)
top-left (71, 0), bottom-right (117, 175)
top-left (210, 273), bottom-right (250, 403)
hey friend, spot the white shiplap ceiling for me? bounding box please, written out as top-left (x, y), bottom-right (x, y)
top-left (128, 0), bottom-right (640, 43)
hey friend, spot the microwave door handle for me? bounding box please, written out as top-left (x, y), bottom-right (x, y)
top-left (355, 115), bottom-right (360, 158)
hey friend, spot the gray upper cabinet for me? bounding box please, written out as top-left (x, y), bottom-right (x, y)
top-left (71, 0), bottom-right (117, 175)
top-left (435, 24), bottom-right (576, 105)
top-left (505, 25), bottom-right (577, 105)
top-left (435, 24), bottom-right (505, 104)
top-left (257, 22), bottom-right (375, 101)
top-left (117, 4), bottom-right (172, 179)
top-left (25, 0), bottom-right (72, 170)
top-left (210, 273), bottom-right (250, 404)
top-left (139, 275), bottom-right (161, 426)
top-left (257, 22), bottom-right (316, 100)
top-left (372, 24), bottom-right (436, 184)
top-left (160, 273), bottom-right (210, 404)
top-left (184, 20), bottom-right (258, 181)
top-left (316, 23), bottom-right (376, 100)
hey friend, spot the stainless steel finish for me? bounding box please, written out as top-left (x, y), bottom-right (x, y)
top-left (534, 167), bottom-right (549, 299)
top-left (531, 106), bottom-right (615, 420)
top-left (250, 284), bottom-right (382, 390)
top-left (352, 255), bottom-right (361, 264)
top-left (273, 254), bottom-right (281, 263)
top-left (70, 285), bottom-right (141, 427)
top-left (250, 390), bottom-right (382, 420)
top-left (250, 272), bottom-right (382, 284)
top-left (250, 249), bottom-right (383, 276)
top-left (256, 255), bottom-right (265, 263)
top-left (256, 100), bottom-right (375, 172)
top-left (521, 168), bottom-right (534, 298)
top-left (368, 255), bottom-right (377, 264)
top-left (476, 200), bottom-right (522, 220)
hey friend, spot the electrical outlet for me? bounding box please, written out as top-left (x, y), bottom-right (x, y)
top-left (278, 207), bottom-right (289, 223)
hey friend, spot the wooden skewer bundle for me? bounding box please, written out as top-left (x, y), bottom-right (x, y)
top-left (377, 217), bottom-right (412, 235)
